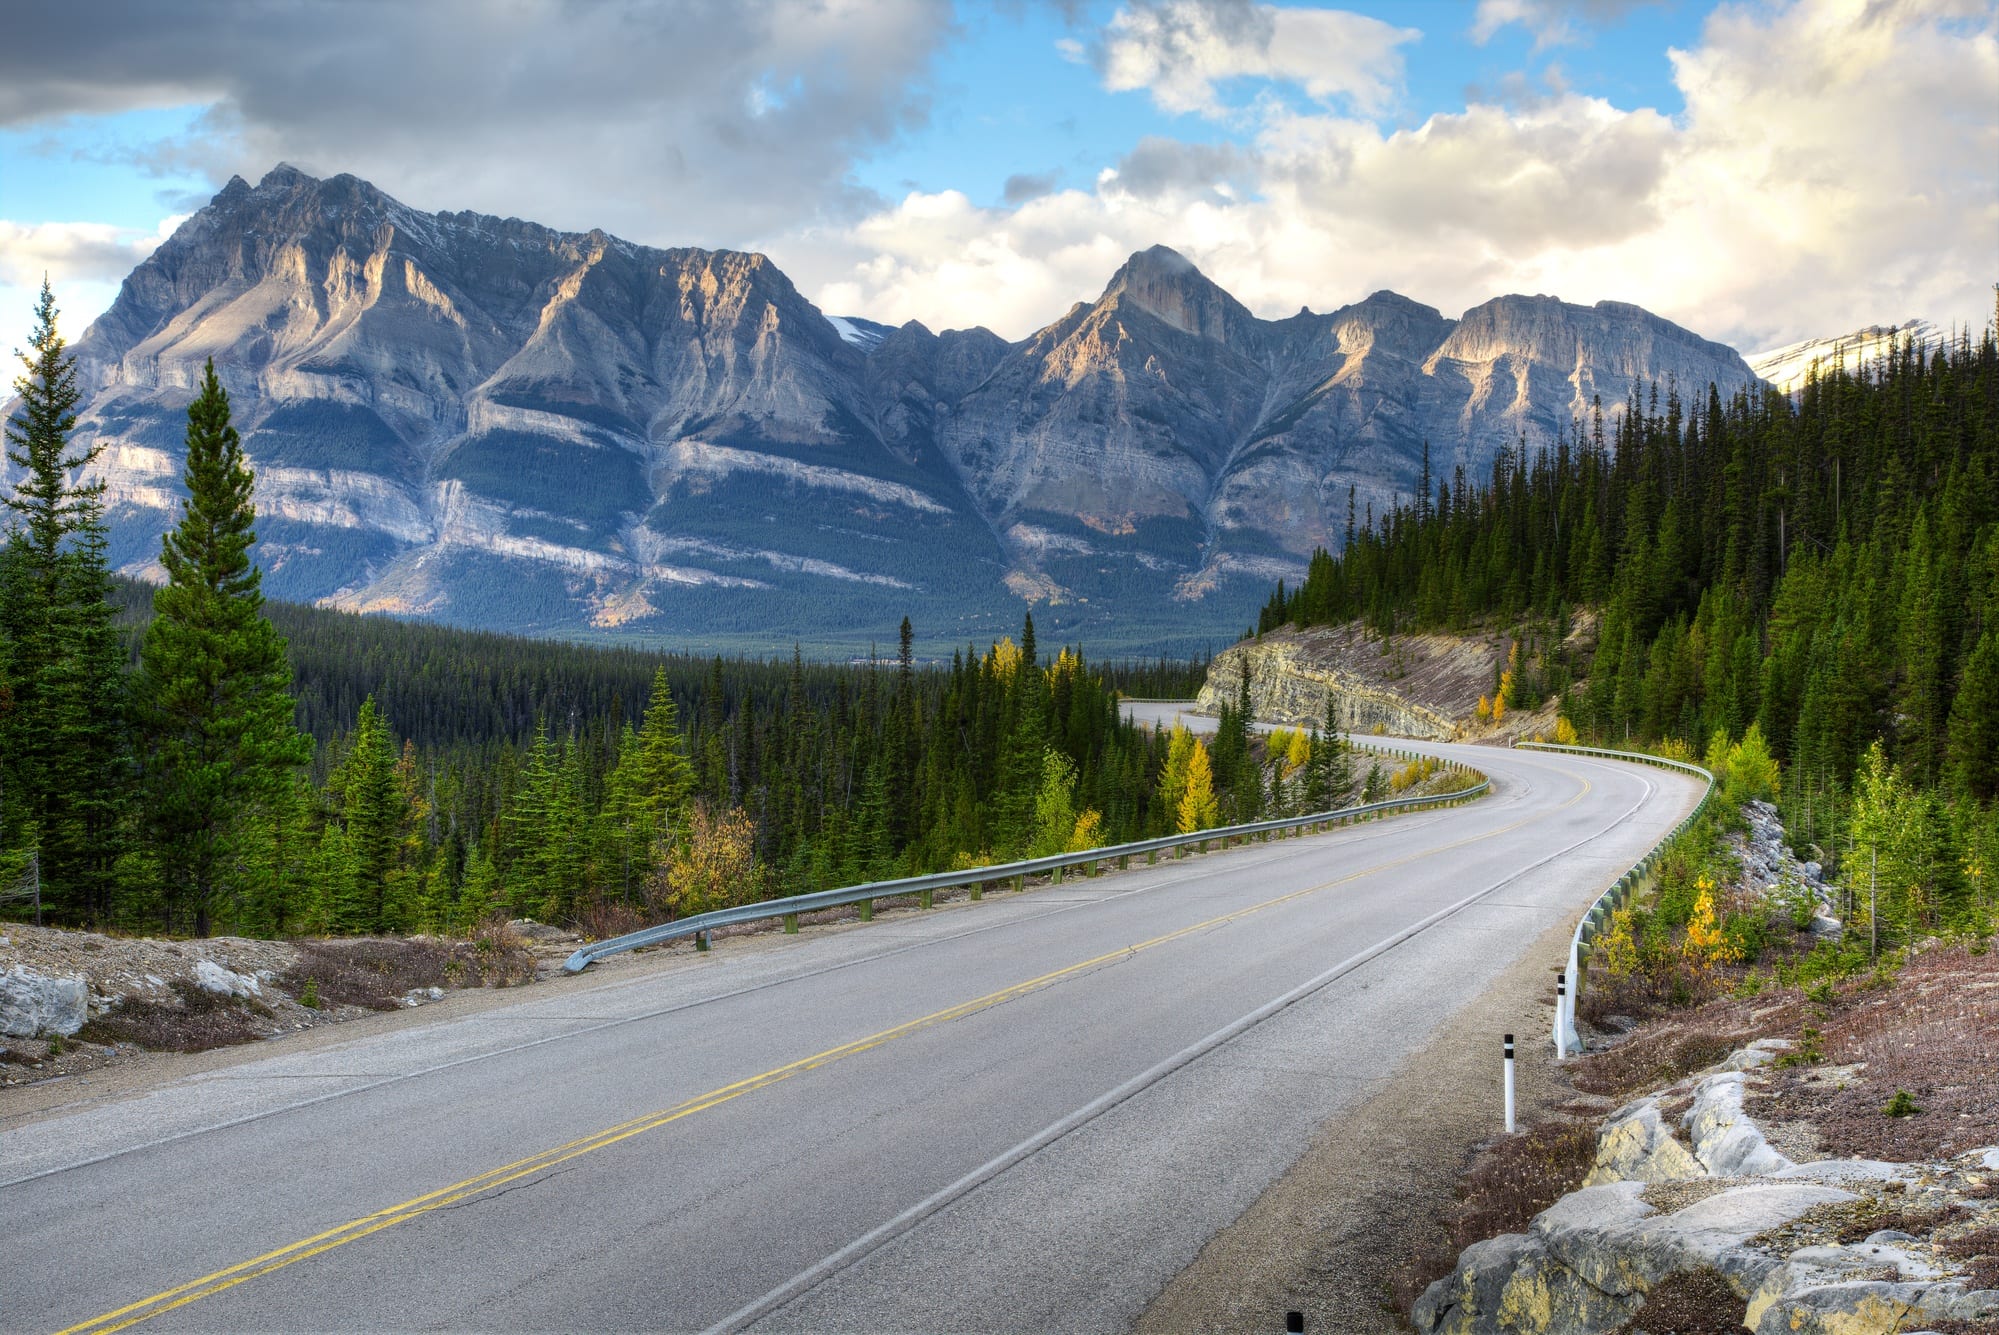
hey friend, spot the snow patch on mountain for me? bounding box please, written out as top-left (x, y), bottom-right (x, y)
top-left (1751, 319), bottom-right (1945, 395)
top-left (657, 440), bottom-right (953, 514)
top-left (825, 315), bottom-right (892, 349)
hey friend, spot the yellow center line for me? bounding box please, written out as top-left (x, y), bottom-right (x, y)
top-left (56, 771), bottom-right (1588, 1335)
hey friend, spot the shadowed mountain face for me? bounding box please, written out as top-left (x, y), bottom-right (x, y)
top-left (38, 167), bottom-right (1759, 650)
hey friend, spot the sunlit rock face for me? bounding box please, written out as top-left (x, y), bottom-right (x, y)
top-left (32, 167), bottom-right (1760, 647)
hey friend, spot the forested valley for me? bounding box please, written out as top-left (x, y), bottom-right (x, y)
top-left (7, 284), bottom-right (1339, 942)
top-left (1256, 320), bottom-right (1999, 945)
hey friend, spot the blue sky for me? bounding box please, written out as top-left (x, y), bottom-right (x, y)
top-left (2, 0), bottom-right (1993, 362)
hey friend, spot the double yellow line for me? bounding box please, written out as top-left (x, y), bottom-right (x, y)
top-left (59, 779), bottom-right (1566, 1334)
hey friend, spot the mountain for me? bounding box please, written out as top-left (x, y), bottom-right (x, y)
top-left (1749, 319), bottom-right (1946, 395)
top-left (25, 167), bottom-right (1762, 651)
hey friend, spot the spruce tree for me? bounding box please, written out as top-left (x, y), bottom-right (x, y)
top-left (137, 359), bottom-right (309, 936)
top-left (0, 279), bottom-right (128, 924)
top-left (331, 697), bottom-right (401, 932)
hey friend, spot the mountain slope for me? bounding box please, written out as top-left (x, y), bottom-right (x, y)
top-left (30, 167), bottom-right (1764, 649)
top-left (61, 166), bottom-right (1008, 641)
top-left (1749, 319), bottom-right (1945, 394)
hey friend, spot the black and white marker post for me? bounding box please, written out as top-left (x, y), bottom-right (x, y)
top-left (1553, 972), bottom-right (1566, 1057)
top-left (1503, 1033), bottom-right (1516, 1134)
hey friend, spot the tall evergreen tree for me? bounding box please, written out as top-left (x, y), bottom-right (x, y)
top-left (0, 279), bottom-right (127, 923)
top-left (136, 359), bottom-right (309, 936)
top-left (330, 697), bottom-right (403, 932)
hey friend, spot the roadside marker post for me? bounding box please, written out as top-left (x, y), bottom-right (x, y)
top-left (1503, 1034), bottom-right (1516, 1133)
top-left (1553, 973), bottom-right (1566, 1057)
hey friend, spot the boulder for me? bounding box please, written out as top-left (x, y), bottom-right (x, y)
top-left (191, 959), bottom-right (261, 998)
top-left (0, 965), bottom-right (89, 1038)
top-left (1746, 1272), bottom-right (1999, 1334)
top-left (1583, 1099), bottom-right (1705, 1186)
top-left (1688, 1071), bottom-right (1796, 1176)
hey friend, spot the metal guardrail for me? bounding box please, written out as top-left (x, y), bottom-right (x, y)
top-left (564, 743), bottom-right (1487, 973)
top-left (1516, 742), bottom-right (1715, 1055)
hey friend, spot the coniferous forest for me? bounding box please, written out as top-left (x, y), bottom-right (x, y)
top-left (1256, 319), bottom-right (1999, 943)
top-left (2, 283), bottom-right (1284, 940)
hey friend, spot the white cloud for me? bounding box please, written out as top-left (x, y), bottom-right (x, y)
top-left (0, 217), bottom-right (183, 355)
top-left (0, 216), bottom-right (179, 290)
top-left (1098, 1), bottom-right (1419, 118)
top-left (793, 0), bottom-right (1998, 353)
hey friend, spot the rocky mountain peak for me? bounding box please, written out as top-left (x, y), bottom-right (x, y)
top-left (1097, 244), bottom-right (1254, 343)
top-left (39, 164), bottom-right (1765, 650)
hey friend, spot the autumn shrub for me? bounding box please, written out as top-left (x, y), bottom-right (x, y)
top-left (652, 802), bottom-right (764, 919)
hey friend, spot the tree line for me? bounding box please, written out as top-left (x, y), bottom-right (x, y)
top-left (1255, 319), bottom-right (1999, 943)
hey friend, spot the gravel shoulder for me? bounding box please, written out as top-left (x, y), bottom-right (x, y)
top-left (1137, 899), bottom-right (1584, 1333)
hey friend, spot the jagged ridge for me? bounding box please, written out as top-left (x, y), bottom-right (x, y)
top-left (31, 166), bottom-right (1761, 648)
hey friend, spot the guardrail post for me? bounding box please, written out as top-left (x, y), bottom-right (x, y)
top-left (1053, 865), bottom-right (1065, 884)
top-left (858, 899), bottom-right (874, 921)
top-left (1119, 853), bottom-right (1129, 870)
top-left (1012, 874), bottom-right (1025, 892)
top-left (919, 888), bottom-right (933, 909)
top-left (970, 881), bottom-right (983, 901)
top-left (695, 930), bottom-right (711, 952)
top-left (783, 913), bottom-right (799, 934)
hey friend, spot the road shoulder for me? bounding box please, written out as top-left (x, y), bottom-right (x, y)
top-left (1136, 905), bottom-right (1584, 1334)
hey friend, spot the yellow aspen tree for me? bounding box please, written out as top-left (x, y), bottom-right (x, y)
top-left (1177, 740), bottom-right (1221, 833)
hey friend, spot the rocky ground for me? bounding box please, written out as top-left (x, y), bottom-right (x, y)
top-left (1408, 801), bottom-right (1999, 1334)
top-left (0, 919), bottom-right (558, 1087)
top-left (1413, 1033), bottom-right (1999, 1333)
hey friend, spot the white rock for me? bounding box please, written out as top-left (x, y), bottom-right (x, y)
top-left (1688, 1072), bottom-right (1795, 1177)
top-left (0, 965), bottom-right (88, 1038)
top-left (191, 959), bottom-right (260, 998)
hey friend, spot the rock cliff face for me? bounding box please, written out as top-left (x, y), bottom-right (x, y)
top-left (30, 166), bottom-right (1763, 645)
top-left (1195, 624), bottom-right (1500, 739)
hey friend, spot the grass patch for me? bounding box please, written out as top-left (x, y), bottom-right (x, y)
top-left (282, 932), bottom-right (534, 1010)
top-left (1609, 1267), bottom-right (1745, 1334)
top-left (1571, 1027), bottom-right (1749, 1101)
top-left (78, 979), bottom-right (264, 1053)
top-left (1395, 1119), bottom-right (1601, 1311)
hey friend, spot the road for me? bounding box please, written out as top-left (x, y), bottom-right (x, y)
top-left (2, 726), bottom-right (1699, 1334)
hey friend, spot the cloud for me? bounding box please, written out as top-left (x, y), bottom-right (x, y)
top-left (1107, 137), bottom-right (1247, 200)
top-left (0, 217), bottom-right (180, 290)
top-left (0, 0), bottom-right (955, 243)
top-left (1002, 171), bottom-right (1062, 205)
top-left (793, 0), bottom-right (1998, 354)
top-left (1471, 0), bottom-right (1655, 49)
top-left (1097, 1), bottom-right (1420, 118)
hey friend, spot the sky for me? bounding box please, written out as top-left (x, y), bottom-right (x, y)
top-left (1, 0), bottom-right (1994, 367)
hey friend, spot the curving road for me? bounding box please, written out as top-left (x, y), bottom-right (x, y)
top-left (1, 726), bottom-right (1699, 1334)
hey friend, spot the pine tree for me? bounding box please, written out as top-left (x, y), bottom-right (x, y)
top-left (0, 279), bottom-right (128, 923)
top-left (331, 697), bottom-right (402, 932)
top-left (1947, 630), bottom-right (1999, 801)
top-left (136, 359), bottom-right (309, 936)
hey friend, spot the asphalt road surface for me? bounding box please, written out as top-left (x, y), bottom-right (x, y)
top-left (3, 723), bottom-right (1699, 1334)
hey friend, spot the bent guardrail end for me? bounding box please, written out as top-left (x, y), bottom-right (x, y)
top-left (563, 948), bottom-right (594, 974)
